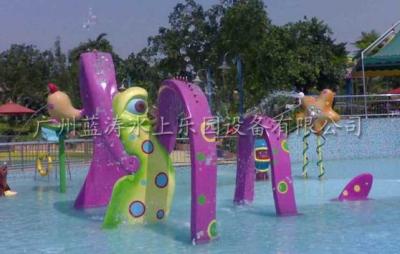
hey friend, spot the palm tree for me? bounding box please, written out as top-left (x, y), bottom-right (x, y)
top-left (353, 30), bottom-right (379, 59)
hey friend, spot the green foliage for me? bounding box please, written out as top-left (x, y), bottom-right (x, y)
top-left (0, 37), bottom-right (72, 112)
top-left (0, 116), bottom-right (39, 139)
top-left (143, 0), bottom-right (347, 112)
top-left (215, 0), bottom-right (271, 111)
top-left (122, 52), bottom-right (162, 103)
top-left (0, 0), bottom-right (350, 140)
top-left (353, 30), bottom-right (379, 51)
top-left (280, 17), bottom-right (348, 93)
top-left (218, 0), bottom-right (270, 54)
top-left (145, 0), bottom-right (222, 74)
top-left (0, 44), bottom-right (52, 110)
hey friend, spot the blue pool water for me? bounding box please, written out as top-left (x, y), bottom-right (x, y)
top-left (1, 157), bottom-right (400, 254)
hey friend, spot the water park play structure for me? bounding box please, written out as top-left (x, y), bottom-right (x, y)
top-left (0, 51), bottom-right (378, 248)
top-left (296, 90), bottom-right (340, 179)
top-left (103, 86), bottom-right (176, 227)
top-left (33, 124), bottom-right (73, 187)
top-left (39, 51), bottom-right (299, 244)
top-left (4, 21), bottom-right (400, 254)
top-left (35, 120), bottom-right (70, 192)
top-left (39, 51), bottom-right (372, 244)
top-left (35, 154), bottom-right (53, 177)
top-left (14, 50), bottom-right (376, 247)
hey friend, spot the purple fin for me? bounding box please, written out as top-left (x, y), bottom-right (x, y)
top-left (338, 173), bottom-right (373, 201)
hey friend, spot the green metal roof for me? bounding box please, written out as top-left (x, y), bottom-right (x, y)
top-left (373, 32), bottom-right (400, 56)
top-left (356, 32), bottom-right (400, 72)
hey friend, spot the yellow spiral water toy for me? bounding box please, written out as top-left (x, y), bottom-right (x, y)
top-left (36, 154), bottom-right (53, 177)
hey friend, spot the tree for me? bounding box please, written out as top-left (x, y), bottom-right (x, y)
top-left (49, 37), bottom-right (72, 101)
top-left (141, 0), bottom-right (228, 109)
top-left (145, 0), bottom-right (223, 77)
top-left (123, 51), bottom-right (162, 102)
top-left (141, 0), bottom-right (348, 112)
top-left (280, 17), bottom-right (348, 93)
top-left (215, 0), bottom-right (271, 112)
top-left (0, 0), bottom-right (350, 126)
top-left (353, 30), bottom-right (379, 53)
top-left (0, 44), bottom-right (53, 109)
top-left (145, 0), bottom-right (273, 114)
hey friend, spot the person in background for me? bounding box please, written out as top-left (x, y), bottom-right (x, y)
top-left (0, 162), bottom-right (17, 197)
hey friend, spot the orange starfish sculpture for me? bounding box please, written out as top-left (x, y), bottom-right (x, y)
top-left (296, 89), bottom-right (340, 135)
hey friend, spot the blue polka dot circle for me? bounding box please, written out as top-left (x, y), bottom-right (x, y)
top-left (129, 201), bottom-right (146, 217)
top-left (156, 209), bottom-right (165, 220)
top-left (141, 140), bottom-right (154, 154)
top-left (155, 172), bottom-right (168, 188)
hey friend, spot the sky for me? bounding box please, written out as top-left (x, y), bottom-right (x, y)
top-left (0, 0), bottom-right (399, 58)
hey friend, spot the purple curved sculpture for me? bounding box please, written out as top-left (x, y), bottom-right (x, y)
top-left (338, 173), bottom-right (373, 201)
top-left (75, 52), bottom-right (139, 209)
top-left (72, 52), bottom-right (216, 243)
top-left (157, 79), bottom-right (217, 244)
top-left (234, 115), bottom-right (297, 216)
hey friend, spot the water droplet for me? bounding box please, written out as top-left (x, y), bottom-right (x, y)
top-left (82, 7), bottom-right (97, 30)
top-left (186, 64), bottom-right (194, 72)
top-left (180, 48), bottom-right (187, 55)
top-left (188, 25), bottom-right (195, 32)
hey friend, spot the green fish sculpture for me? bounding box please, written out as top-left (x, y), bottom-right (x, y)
top-left (103, 87), bottom-right (175, 227)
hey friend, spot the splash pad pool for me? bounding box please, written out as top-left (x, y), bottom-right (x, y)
top-left (1, 52), bottom-right (400, 254)
top-left (2, 157), bottom-right (400, 253)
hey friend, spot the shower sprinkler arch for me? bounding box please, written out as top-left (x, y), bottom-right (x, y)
top-left (234, 116), bottom-right (298, 215)
top-left (156, 79), bottom-right (218, 243)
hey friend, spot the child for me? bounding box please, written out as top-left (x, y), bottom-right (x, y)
top-left (0, 163), bottom-right (17, 197)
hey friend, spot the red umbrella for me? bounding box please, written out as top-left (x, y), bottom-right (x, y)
top-left (387, 87), bottom-right (400, 94)
top-left (0, 101), bottom-right (35, 115)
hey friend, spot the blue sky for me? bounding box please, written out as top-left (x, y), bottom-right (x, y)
top-left (0, 0), bottom-right (399, 57)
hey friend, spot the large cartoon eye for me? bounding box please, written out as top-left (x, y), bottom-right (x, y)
top-left (126, 98), bottom-right (147, 115)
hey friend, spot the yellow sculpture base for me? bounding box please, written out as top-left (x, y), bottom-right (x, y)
top-left (4, 190), bottom-right (17, 197)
